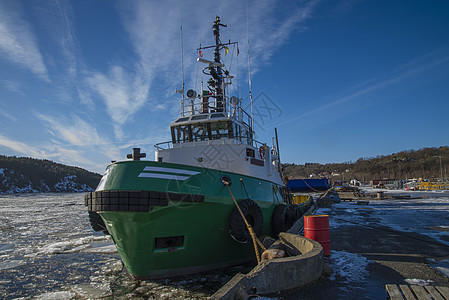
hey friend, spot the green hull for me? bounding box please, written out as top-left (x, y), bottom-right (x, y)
top-left (93, 161), bottom-right (284, 278)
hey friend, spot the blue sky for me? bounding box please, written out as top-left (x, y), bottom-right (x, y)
top-left (0, 0), bottom-right (448, 174)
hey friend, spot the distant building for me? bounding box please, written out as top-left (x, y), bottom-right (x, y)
top-left (370, 179), bottom-right (398, 189)
top-left (350, 179), bottom-right (360, 186)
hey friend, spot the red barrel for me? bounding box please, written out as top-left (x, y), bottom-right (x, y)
top-left (304, 214), bottom-right (330, 256)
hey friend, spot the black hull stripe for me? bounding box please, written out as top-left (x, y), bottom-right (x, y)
top-left (85, 190), bottom-right (205, 212)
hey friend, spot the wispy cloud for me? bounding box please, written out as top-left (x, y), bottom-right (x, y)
top-left (52, 0), bottom-right (77, 76)
top-left (35, 113), bottom-right (105, 147)
top-left (33, 0), bottom-right (77, 77)
top-left (0, 133), bottom-right (108, 173)
top-left (45, 144), bottom-right (106, 172)
top-left (29, 112), bottom-right (168, 172)
top-left (0, 109), bottom-right (18, 122)
top-left (246, 0), bottom-right (320, 68)
top-left (1, 79), bottom-right (24, 95)
top-left (77, 88), bottom-right (95, 111)
top-left (278, 51), bottom-right (449, 129)
top-left (84, 0), bottom-right (183, 140)
top-left (84, 0), bottom-right (320, 140)
top-left (0, 0), bottom-right (322, 172)
top-left (30, 0), bottom-right (79, 105)
top-left (0, 2), bottom-right (49, 82)
top-left (0, 134), bottom-right (45, 158)
top-left (0, 113), bottom-right (126, 172)
top-left (332, 0), bottom-right (361, 15)
top-left (86, 66), bottom-right (149, 139)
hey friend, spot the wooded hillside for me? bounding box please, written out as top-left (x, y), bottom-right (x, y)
top-left (282, 146), bottom-right (449, 183)
top-left (0, 155), bottom-right (101, 193)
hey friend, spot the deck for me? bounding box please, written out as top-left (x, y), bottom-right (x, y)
top-left (386, 284), bottom-right (449, 300)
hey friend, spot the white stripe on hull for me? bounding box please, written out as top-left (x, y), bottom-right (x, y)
top-left (138, 173), bottom-right (190, 181)
top-left (142, 166), bottom-right (200, 176)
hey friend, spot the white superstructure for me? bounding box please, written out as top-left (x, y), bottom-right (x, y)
top-left (155, 106), bottom-right (283, 185)
top-left (154, 16), bottom-right (283, 185)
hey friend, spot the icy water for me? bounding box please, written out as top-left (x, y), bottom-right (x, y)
top-left (0, 193), bottom-right (249, 299)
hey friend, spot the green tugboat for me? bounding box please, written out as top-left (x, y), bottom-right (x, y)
top-left (85, 16), bottom-right (309, 279)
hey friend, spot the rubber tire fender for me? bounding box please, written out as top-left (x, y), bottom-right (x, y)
top-left (88, 211), bottom-right (109, 235)
top-left (293, 204), bottom-right (305, 220)
top-left (229, 199), bottom-right (264, 243)
top-left (271, 204), bottom-right (296, 236)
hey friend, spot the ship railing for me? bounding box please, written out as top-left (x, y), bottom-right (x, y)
top-left (154, 141), bottom-right (173, 151)
top-left (154, 137), bottom-right (278, 160)
top-left (240, 108), bottom-right (253, 132)
top-left (155, 134), bottom-right (261, 150)
top-left (253, 139), bottom-right (266, 150)
top-left (251, 139), bottom-right (279, 157)
top-left (180, 95), bottom-right (252, 127)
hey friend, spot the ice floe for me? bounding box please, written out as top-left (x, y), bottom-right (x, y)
top-left (38, 236), bottom-right (114, 255)
top-left (0, 259), bottom-right (26, 270)
top-left (35, 291), bottom-right (76, 299)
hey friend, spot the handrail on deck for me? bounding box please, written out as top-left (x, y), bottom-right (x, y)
top-left (154, 141), bottom-right (172, 151)
top-left (180, 94), bottom-right (252, 128)
top-left (154, 137), bottom-right (276, 156)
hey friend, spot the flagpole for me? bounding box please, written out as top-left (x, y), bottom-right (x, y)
top-left (246, 0), bottom-right (254, 143)
top-left (179, 0), bottom-right (185, 114)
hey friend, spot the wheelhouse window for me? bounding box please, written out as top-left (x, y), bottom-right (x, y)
top-left (171, 124), bottom-right (192, 143)
top-left (171, 120), bottom-right (242, 143)
top-left (192, 123), bottom-right (209, 141)
top-left (233, 123), bottom-right (251, 144)
top-left (210, 121), bottom-right (230, 140)
top-left (233, 123), bottom-right (241, 142)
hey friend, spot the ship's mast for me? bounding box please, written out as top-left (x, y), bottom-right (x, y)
top-left (178, 2), bottom-right (185, 114)
top-left (197, 17), bottom-right (238, 114)
top-left (211, 16), bottom-right (226, 112)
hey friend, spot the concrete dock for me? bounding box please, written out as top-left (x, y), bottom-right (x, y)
top-left (211, 233), bottom-right (324, 299)
top-left (269, 189), bottom-right (449, 299)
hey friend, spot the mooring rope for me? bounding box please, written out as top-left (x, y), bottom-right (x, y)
top-left (224, 182), bottom-right (266, 264)
top-left (240, 178), bottom-right (251, 199)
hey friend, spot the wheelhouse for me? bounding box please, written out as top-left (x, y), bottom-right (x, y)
top-left (170, 112), bottom-right (253, 145)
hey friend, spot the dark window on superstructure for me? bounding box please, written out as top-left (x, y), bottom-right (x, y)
top-left (187, 125), bottom-right (193, 141)
top-left (171, 127), bottom-right (176, 144)
top-left (211, 113), bottom-right (225, 118)
top-left (191, 115), bottom-right (208, 121)
top-left (192, 123), bottom-right (208, 141)
top-left (233, 123), bottom-right (242, 142)
top-left (210, 121), bottom-right (229, 140)
top-left (175, 117), bottom-right (190, 123)
top-left (172, 125), bottom-right (193, 143)
top-left (241, 126), bottom-right (251, 144)
top-left (227, 121), bottom-right (234, 138)
top-left (246, 148), bottom-right (255, 158)
top-left (206, 123), bottom-right (212, 140)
